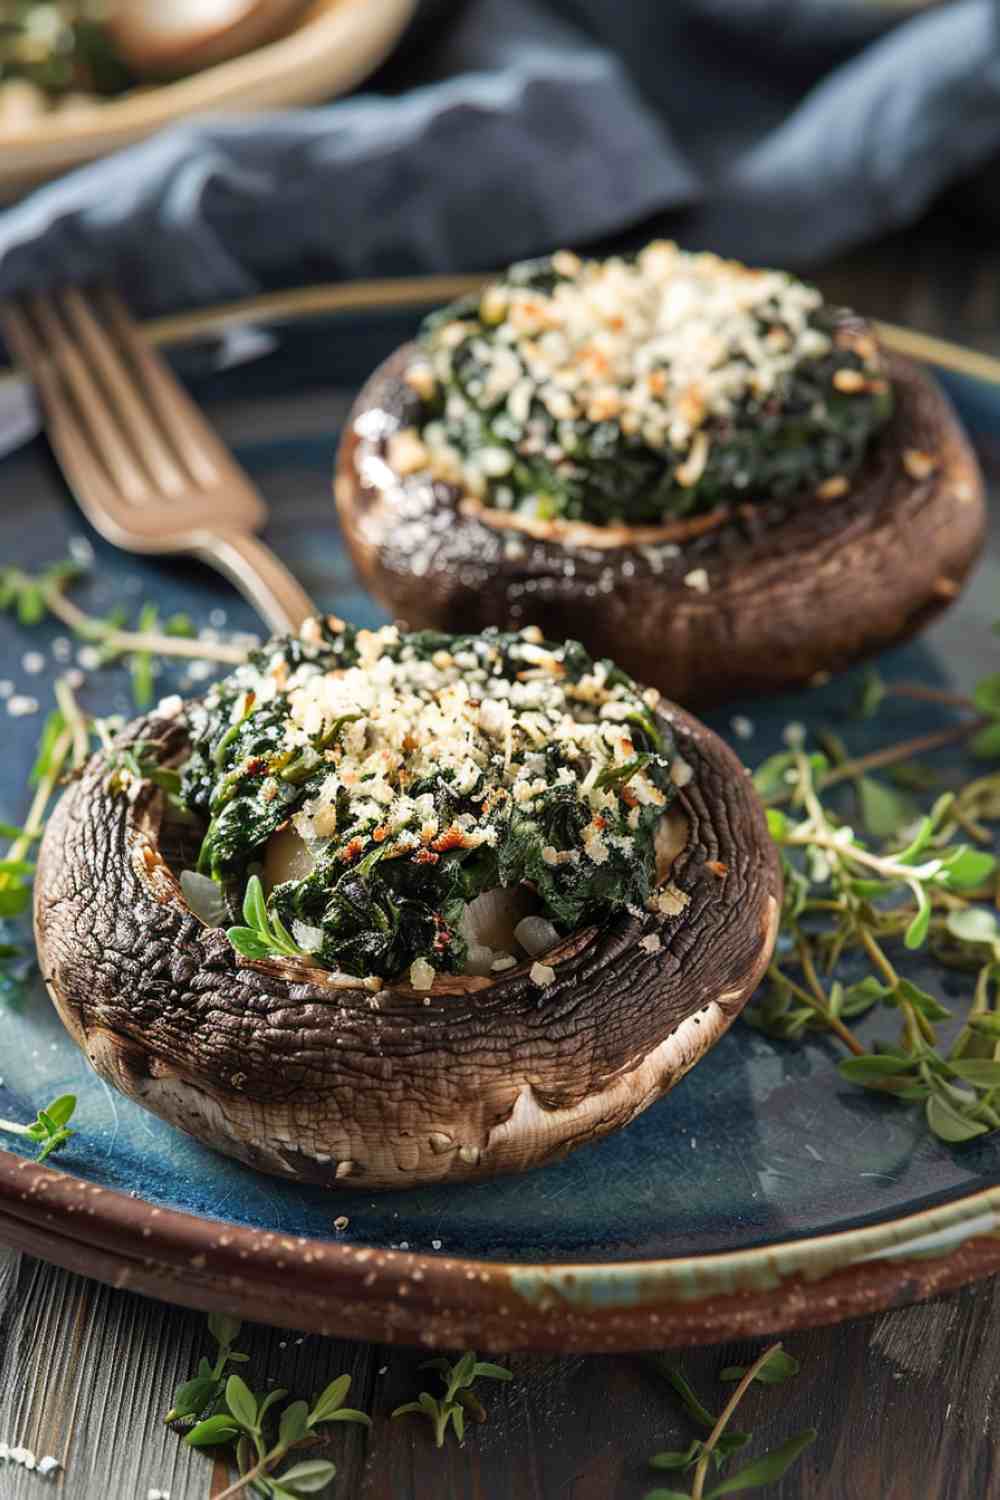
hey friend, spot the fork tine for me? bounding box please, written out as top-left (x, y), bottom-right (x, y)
top-left (26, 292), bottom-right (151, 505)
top-left (59, 287), bottom-right (187, 499)
top-left (2, 298), bottom-right (61, 410)
top-left (1, 300), bottom-right (133, 538)
top-left (98, 288), bottom-right (224, 490)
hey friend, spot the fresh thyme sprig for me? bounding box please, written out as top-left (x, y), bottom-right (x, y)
top-left (0, 676), bottom-right (99, 928)
top-left (163, 1311), bottom-right (250, 1425)
top-left (0, 1092), bottom-right (76, 1161)
top-left (166, 1315), bottom-right (369, 1498)
top-left (0, 554), bottom-right (258, 971)
top-left (392, 1351), bottom-right (512, 1447)
top-left (0, 559), bottom-right (247, 676)
top-left (749, 707), bottom-right (1000, 1143)
top-left (646, 1346), bottom-right (815, 1500)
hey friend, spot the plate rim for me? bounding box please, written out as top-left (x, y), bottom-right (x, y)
top-left (2, 1151), bottom-right (1000, 1349)
top-left (3, 272), bottom-right (1000, 1348)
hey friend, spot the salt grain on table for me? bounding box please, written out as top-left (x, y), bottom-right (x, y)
top-left (7, 695), bottom-right (39, 717)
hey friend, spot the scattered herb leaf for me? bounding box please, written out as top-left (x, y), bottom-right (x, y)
top-left (227, 874), bottom-right (307, 963)
top-left (0, 1093), bottom-right (76, 1161)
top-left (392, 1350), bottom-right (511, 1448)
top-left (646, 1344), bottom-right (815, 1499)
top-left (747, 690), bottom-right (1000, 1146)
top-left (166, 1314), bottom-right (368, 1497)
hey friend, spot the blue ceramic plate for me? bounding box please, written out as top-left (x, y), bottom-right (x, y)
top-left (1, 280), bottom-right (999, 1350)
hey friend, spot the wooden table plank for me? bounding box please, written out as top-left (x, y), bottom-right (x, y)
top-left (3, 1246), bottom-right (1000, 1498)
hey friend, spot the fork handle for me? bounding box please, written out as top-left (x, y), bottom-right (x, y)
top-left (194, 530), bottom-right (317, 635)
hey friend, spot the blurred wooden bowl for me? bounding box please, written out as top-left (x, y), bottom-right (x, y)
top-left (0, 0), bottom-right (417, 202)
top-left (108, 0), bottom-right (312, 77)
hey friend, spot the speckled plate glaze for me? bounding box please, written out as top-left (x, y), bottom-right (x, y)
top-left (1, 279), bottom-right (1000, 1351)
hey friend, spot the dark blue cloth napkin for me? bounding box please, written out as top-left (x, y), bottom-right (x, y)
top-left (0, 0), bottom-right (998, 314)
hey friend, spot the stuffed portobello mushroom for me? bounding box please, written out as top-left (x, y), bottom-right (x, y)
top-left (35, 619), bottom-right (779, 1188)
top-left (336, 243), bottom-right (985, 705)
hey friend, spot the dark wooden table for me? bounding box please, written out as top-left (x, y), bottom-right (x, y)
top-left (3, 212), bottom-right (1000, 1500)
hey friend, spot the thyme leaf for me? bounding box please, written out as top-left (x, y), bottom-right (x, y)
top-left (749, 668), bottom-right (1000, 1146)
top-left (392, 1350), bottom-right (511, 1447)
top-left (646, 1344), bottom-right (815, 1499)
top-left (0, 1093), bottom-right (76, 1161)
top-left (227, 875), bottom-right (308, 963)
top-left (0, 558), bottom-right (245, 665)
top-left (167, 1316), bottom-right (368, 1498)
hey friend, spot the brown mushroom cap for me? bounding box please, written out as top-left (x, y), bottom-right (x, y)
top-left (34, 701), bottom-right (779, 1190)
top-left (335, 346), bottom-right (985, 706)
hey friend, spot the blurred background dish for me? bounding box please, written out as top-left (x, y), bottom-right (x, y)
top-left (0, 0), bottom-right (417, 201)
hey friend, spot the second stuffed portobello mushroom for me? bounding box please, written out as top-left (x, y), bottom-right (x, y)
top-left (35, 619), bottom-right (778, 1189)
top-left (335, 242), bottom-right (985, 705)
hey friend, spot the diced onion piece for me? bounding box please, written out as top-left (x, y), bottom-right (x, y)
top-left (460, 884), bottom-right (538, 950)
top-left (292, 921), bottom-right (324, 954)
top-left (514, 915), bottom-right (560, 958)
top-left (180, 870), bottom-right (227, 928)
top-left (409, 957), bottom-right (436, 991)
top-left (264, 825), bottom-right (315, 889)
top-left (655, 809), bottom-right (689, 880)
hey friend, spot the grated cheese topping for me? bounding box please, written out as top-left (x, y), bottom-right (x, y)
top-left (425, 243), bottom-right (827, 453)
top-left (256, 624), bottom-right (669, 861)
top-left (187, 620), bottom-right (680, 984)
top-left (394, 242), bottom-right (891, 529)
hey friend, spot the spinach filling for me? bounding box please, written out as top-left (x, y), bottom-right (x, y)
top-left (179, 622), bottom-right (678, 984)
top-left (405, 245), bottom-right (893, 527)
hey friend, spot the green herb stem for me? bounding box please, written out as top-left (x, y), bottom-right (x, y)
top-left (40, 576), bottom-right (246, 665)
top-left (857, 925), bottom-right (900, 989)
top-left (0, 724), bottom-right (71, 897)
top-left (887, 682), bottom-right (976, 710)
top-left (792, 948), bottom-right (867, 1057)
top-left (767, 961), bottom-right (863, 1054)
top-left (767, 722), bottom-right (987, 810)
top-left (53, 675), bottom-right (89, 767)
top-left (690, 1343), bottom-right (782, 1500)
top-left (791, 825), bottom-right (926, 889)
top-left (948, 961), bottom-right (995, 1064)
top-left (0, 675), bottom-right (93, 908)
top-left (857, 926), bottom-right (927, 1051)
top-left (819, 722), bottom-right (987, 793)
top-left (214, 1449), bottom-right (286, 1500)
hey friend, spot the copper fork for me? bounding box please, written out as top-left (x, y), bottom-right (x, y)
top-left (1, 285), bottom-right (316, 634)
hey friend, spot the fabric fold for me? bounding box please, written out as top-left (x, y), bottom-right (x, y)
top-left (0, 0), bottom-right (997, 313)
